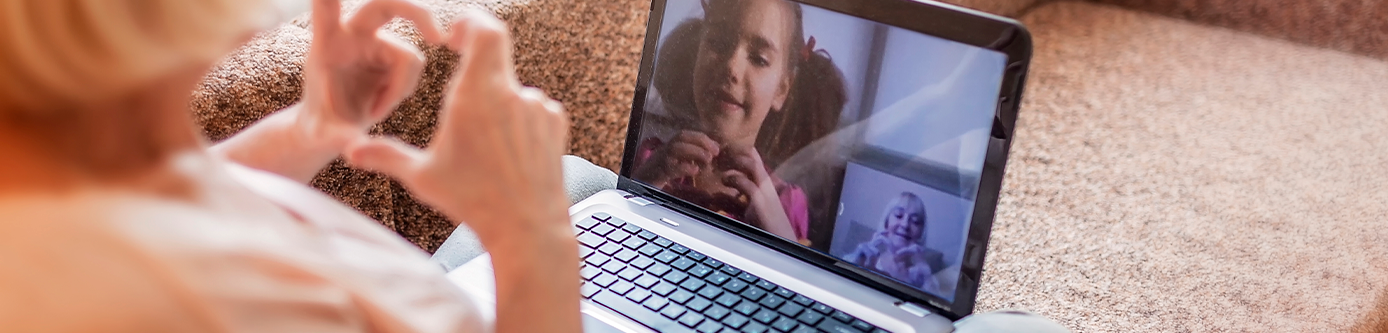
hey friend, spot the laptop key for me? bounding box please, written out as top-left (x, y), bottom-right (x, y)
top-left (695, 320), bottom-right (722, 333)
top-left (577, 217), bottom-right (602, 230)
top-left (643, 296), bottom-right (670, 311)
top-left (688, 265), bottom-right (714, 278)
top-left (705, 273), bottom-right (732, 286)
top-left (606, 230), bottom-right (631, 243)
top-left (622, 223), bottom-right (642, 234)
top-left (669, 244), bottom-right (690, 254)
top-left (697, 285), bottom-right (723, 299)
top-left (752, 309), bottom-right (778, 324)
top-left (663, 271), bottom-right (689, 284)
top-left (738, 272), bottom-right (758, 283)
top-left (591, 212), bottom-right (613, 221)
top-left (720, 265), bottom-right (742, 276)
top-left (733, 300), bottom-right (760, 316)
top-left (614, 249), bottom-right (639, 263)
top-left (679, 279), bottom-right (706, 292)
top-left (653, 237), bottom-right (674, 248)
top-left (601, 260), bottom-right (625, 274)
top-left (630, 256), bottom-right (656, 270)
top-left (830, 311), bottom-right (853, 323)
top-left (817, 318), bottom-right (861, 333)
top-left (592, 274), bottom-right (618, 288)
top-left (850, 319), bottom-right (874, 332)
top-left (790, 324), bottom-right (818, 333)
top-left (610, 281), bottom-right (635, 295)
top-left (622, 237), bottom-right (646, 249)
top-left (704, 306), bottom-right (731, 321)
top-left (759, 296), bottom-right (785, 310)
top-left (654, 250), bottom-right (680, 263)
top-left (777, 303), bottom-right (804, 317)
top-left (580, 266), bottom-right (602, 280)
top-left (743, 322), bottom-right (770, 333)
top-left (647, 263), bottom-right (672, 277)
top-left (577, 233), bottom-right (606, 248)
top-left (702, 257), bottom-right (724, 269)
top-left (635, 275), bottom-right (661, 289)
top-left (791, 295), bottom-right (814, 307)
top-left (755, 280), bottom-right (776, 290)
top-left (677, 312), bottom-right (705, 327)
top-left (598, 242), bottom-right (622, 256)
top-left (796, 310), bottom-right (824, 325)
top-left (618, 266), bottom-right (643, 281)
top-left (686, 251), bottom-right (707, 261)
top-left (604, 216), bottom-right (626, 227)
top-left (741, 287), bottom-right (767, 302)
top-left (590, 291), bottom-right (695, 333)
top-left (722, 280), bottom-right (749, 293)
top-left (714, 293), bottom-right (741, 308)
top-left (772, 287), bottom-right (795, 299)
top-left (686, 297), bottom-right (713, 312)
top-left (652, 282), bottom-right (679, 296)
top-left (810, 302), bottom-right (832, 314)
top-left (590, 223), bottom-right (616, 236)
top-left (670, 289), bottom-right (696, 304)
top-left (722, 313), bottom-right (750, 329)
top-left (661, 304), bottom-right (688, 319)
top-left (580, 283), bottom-right (601, 298)
top-left (671, 258), bottom-right (697, 271)
top-left (637, 230), bottom-right (658, 240)
top-left (585, 253), bottom-right (610, 267)
top-left (626, 288), bottom-right (652, 303)
top-left (638, 243), bottom-right (665, 256)
top-left (771, 317), bottom-right (799, 332)
top-left (579, 246), bottom-right (595, 259)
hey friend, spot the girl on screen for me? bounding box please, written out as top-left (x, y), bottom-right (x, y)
top-left (844, 192), bottom-right (943, 294)
top-left (631, 0), bottom-right (848, 244)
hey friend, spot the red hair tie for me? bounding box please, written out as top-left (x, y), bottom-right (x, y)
top-left (802, 36), bottom-right (816, 61)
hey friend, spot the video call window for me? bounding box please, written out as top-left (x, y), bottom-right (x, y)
top-left (630, 0), bottom-right (1006, 301)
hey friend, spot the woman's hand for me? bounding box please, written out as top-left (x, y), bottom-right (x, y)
top-left (297, 0), bottom-right (445, 151)
top-left (344, 11), bottom-right (579, 333)
top-left (719, 146), bottom-right (797, 240)
top-left (632, 131), bottom-right (720, 188)
top-left (211, 0), bottom-right (443, 182)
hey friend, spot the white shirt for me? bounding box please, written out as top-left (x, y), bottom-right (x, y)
top-left (0, 162), bottom-right (487, 332)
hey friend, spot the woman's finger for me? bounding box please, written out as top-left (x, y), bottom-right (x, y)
top-left (369, 34), bottom-right (428, 119)
top-left (312, 0), bottom-right (343, 37)
top-left (344, 136), bottom-right (427, 178)
top-left (448, 11), bottom-right (517, 95)
top-left (347, 0), bottom-right (445, 43)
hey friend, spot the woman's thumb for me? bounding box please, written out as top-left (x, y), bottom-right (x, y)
top-left (345, 136), bottom-right (425, 177)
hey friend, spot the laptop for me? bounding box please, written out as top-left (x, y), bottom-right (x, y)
top-left (447, 0), bottom-right (1030, 332)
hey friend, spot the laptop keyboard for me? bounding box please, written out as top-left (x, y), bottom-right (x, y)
top-left (576, 212), bottom-right (889, 333)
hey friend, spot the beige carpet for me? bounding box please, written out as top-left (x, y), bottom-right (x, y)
top-left (977, 2), bottom-right (1388, 331)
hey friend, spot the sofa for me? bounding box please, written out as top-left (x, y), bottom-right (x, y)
top-left (192, 0), bottom-right (1388, 331)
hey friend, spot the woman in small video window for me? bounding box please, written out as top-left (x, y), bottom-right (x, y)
top-left (845, 192), bottom-right (941, 293)
top-left (631, 0), bottom-right (847, 245)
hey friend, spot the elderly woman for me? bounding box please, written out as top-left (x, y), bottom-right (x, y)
top-left (0, 0), bottom-right (580, 331)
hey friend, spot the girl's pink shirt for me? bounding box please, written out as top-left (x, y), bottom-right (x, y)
top-left (0, 162), bottom-right (487, 332)
top-left (637, 137), bottom-right (811, 241)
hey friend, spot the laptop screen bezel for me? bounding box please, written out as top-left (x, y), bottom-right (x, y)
top-left (616, 0), bottom-right (1032, 320)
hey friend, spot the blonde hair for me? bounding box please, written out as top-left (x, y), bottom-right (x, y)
top-left (0, 0), bottom-right (307, 113)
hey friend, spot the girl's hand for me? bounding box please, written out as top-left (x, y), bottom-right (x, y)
top-left (719, 146), bottom-right (797, 240)
top-left (297, 0), bottom-right (445, 152)
top-left (342, 11), bottom-right (569, 243)
top-left (632, 131), bottom-right (720, 188)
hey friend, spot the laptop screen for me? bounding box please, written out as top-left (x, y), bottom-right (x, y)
top-left (627, 0), bottom-right (1008, 303)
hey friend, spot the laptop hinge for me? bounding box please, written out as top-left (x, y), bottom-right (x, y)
top-left (895, 301), bottom-right (933, 318)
